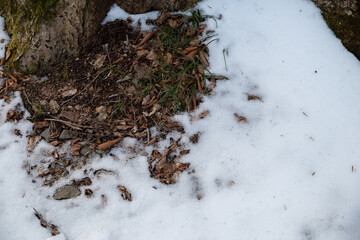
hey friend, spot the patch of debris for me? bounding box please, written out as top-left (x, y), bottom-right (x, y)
top-left (0, 10), bottom-right (225, 192)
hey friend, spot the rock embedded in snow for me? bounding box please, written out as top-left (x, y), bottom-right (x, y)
top-left (40, 127), bottom-right (51, 141)
top-left (53, 185), bottom-right (81, 200)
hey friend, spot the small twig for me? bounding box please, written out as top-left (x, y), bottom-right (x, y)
top-left (33, 208), bottom-right (60, 236)
top-left (44, 118), bottom-right (94, 130)
top-left (146, 128), bottom-right (150, 143)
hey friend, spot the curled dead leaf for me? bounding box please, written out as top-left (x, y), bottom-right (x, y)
top-left (98, 136), bottom-right (124, 150)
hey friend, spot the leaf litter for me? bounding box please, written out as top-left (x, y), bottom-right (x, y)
top-left (0, 10), bottom-right (225, 220)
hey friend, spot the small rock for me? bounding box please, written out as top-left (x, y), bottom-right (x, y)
top-left (49, 100), bottom-right (60, 114)
top-left (53, 185), bottom-right (81, 200)
top-left (59, 130), bottom-right (76, 140)
top-left (40, 127), bottom-right (51, 141)
top-left (61, 89), bottom-right (77, 98)
top-left (80, 146), bottom-right (92, 156)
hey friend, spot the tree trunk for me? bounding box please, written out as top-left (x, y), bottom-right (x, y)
top-left (0, 0), bottom-right (200, 74)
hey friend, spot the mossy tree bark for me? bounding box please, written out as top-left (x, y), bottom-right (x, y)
top-left (0, 0), bottom-right (200, 74)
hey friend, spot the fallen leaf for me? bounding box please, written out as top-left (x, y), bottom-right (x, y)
top-left (98, 137), bottom-right (124, 150)
top-left (138, 32), bottom-right (155, 46)
top-left (235, 114), bottom-right (247, 123)
top-left (146, 136), bottom-right (157, 146)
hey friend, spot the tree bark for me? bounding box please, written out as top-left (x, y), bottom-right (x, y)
top-left (0, 0), bottom-right (200, 74)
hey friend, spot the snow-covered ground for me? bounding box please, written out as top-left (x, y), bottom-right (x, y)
top-left (1, 0), bottom-right (360, 239)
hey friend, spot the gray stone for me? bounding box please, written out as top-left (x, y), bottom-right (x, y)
top-left (59, 130), bottom-right (76, 140)
top-left (80, 146), bottom-right (93, 156)
top-left (40, 127), bottom-right (51, 141)
top-left (53, 185), bottom-right (81, 200)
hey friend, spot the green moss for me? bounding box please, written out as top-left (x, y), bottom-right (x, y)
top-left (0, 0), bottom-right (60, 70)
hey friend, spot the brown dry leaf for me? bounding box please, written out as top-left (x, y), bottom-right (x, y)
top-left (33, 121), bottom-right (50, 130)
top-left (146, 136), bottom-right (157, 146)
top-left (183, 46), bottom-right (198, 54)
top-left (71, 144), bottom-right (81, 152)
top-left (235, 113), bottom-right (247, 123)
top-left (5, 51), bottom-right (10, 61)
top-left (136, 49), bottom-right (148, 57)
top-left (98, 136), bottom-right (124, 150)
top-left (199, 51), bottom-right (209, 67)
top-left (115, 125), bottom-right (132, 131)
top-left (148, 104), bottom-right (161, 117)
top-left (197, 65), bottom-right (205, 75)
top-left (195, 74), bottom-right (204, 94)
top-left (247, 94), bottom-right (263, 102)
top-left (93, 54), bottom-right (106, 69)
top-left (0, 57), bottom-right (4, 66)
top-left (146, 50), bottom-right (157, 61)
top-left (190, 39), bottom-right (200, 46)
top-left (199, 110), bottom-right (210, 119)
top-left (117, 185), bottom-right (132, 201)
top-left (168, 19), bottom-right (178, 28)
top-left (186, 49), bottom-right (199, 61)
top-left (50, 141), bottom-right (59, 146)
top-left (138, 32), bottom-right (155, 46)
top-left (113, 56), bottom-right (124, 64)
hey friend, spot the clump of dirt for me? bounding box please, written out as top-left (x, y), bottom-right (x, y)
top-left (0, 10), bottom-right (223, 186)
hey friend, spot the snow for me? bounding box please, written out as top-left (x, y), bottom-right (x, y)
top-left (102, 4), bottom-right (159, 31)
top-left (0, 17), bottom-right (10, 60)
top-left (1, 0), bottom-right (360, 239)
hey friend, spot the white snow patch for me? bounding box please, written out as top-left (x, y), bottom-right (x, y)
top-left (103, 4), bottom-right (159, 31)
top-left (0, 16), bottom-right (10, 60)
